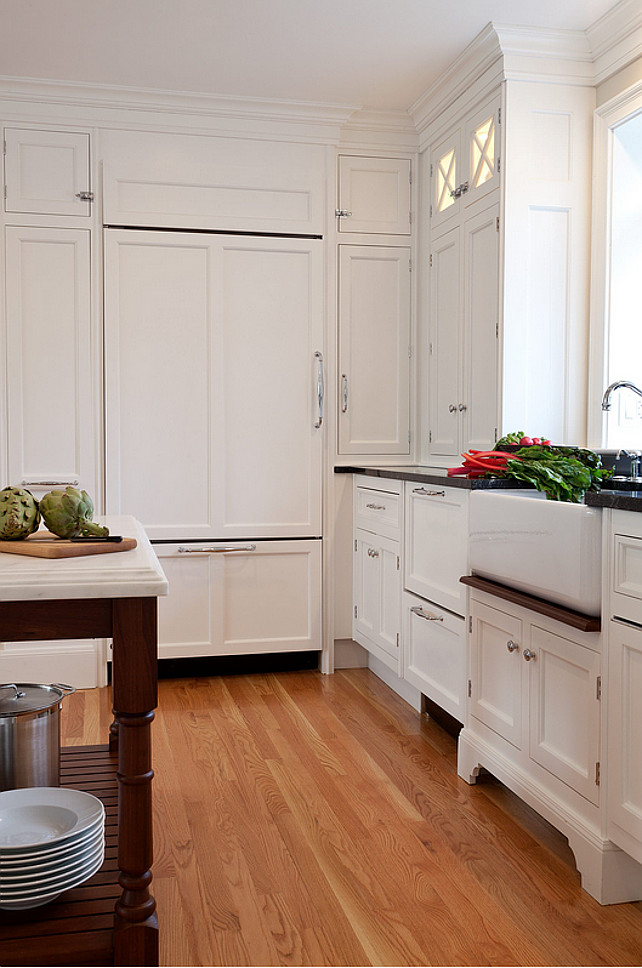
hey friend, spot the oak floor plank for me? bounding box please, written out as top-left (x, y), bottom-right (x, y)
top-left (58, 669), bottom-right (642, 967)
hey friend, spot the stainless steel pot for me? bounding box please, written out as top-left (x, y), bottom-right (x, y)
top-left (0, 682), bottom-right (76, 791)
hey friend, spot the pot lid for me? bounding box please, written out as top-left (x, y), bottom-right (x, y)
top-left (0, 683), bottom-right (75, 716)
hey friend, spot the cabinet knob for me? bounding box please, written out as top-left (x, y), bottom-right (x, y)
top-left (448, 403), bottom-right (457, 413)
top-left (458, 403), bottom-right (467, 412)
top-left (523, 649), bottom-right (537, 662)
top-left (367, 547), bottom-right (380, 558)
top-left (506, 640), bottom-right (519, 653)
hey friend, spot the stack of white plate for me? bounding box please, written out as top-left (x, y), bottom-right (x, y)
top-left (0, 787), bottom-right (105, 910)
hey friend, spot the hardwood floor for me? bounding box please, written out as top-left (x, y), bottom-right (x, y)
top-left (61, 669), bottom-right (642, 966)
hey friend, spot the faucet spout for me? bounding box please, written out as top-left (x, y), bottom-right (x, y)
top-left (601, 380), bottom-right (642, 411)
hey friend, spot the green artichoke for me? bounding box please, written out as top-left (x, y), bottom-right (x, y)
top-left (39, 487), bottom-right (109, 539)
top-left (0, 486), bottom-right (41, 540)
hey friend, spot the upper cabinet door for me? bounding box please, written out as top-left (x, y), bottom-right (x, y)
top-left (464, 96), bottom-right (501, 209)
top-left (338, 245), bottom-right (411, 455)
top-left (4, 128), bottom-right (91, 217)
top-left (104, 230), bottom-right (323, 540)
top-left (4, 226), bottom-right (96, 497)
top-left (429, 226), bottom-right (461, 457)
top-left (337, 156), bottom-right (411, 235)
top-left (430, 128), bottom-right (462, 234)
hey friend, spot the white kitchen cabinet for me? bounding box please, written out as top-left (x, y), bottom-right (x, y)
top-left (404, 482), bottom-right (468, 616)
top-left (605, 511), bottom-right (642, 864)
top-left (337, 156), bottom-right (411, 235)
top-left (4, 225), bottom-right (97, 498)
top-left (4, 127), bottom-right (92, 217)
top-left (352, 476), bottom-right (402, 675)
top-left (104, 229), bottom-right (323, 541)
top-left (428, 201), bottom-right (499, 458)
top-left (101, 129), bottom-right (325, 235)
top-left (338, 245), bottom-right (411, 456)
top-left (467, 592), bottom-right (602, 805)
top-left (154, 540), bottom-right (321, 659)
top-left (403, 590), bottom-right (465, 722)
top-left (429, 95), bottom-right (500, 234)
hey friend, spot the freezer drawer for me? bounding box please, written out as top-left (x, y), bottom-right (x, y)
top-left (154, 539), bottom-right (322, 659)
top-left (403, 591), bottom-right (466, 723)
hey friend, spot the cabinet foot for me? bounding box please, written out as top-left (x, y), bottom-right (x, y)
top-left (567, 833), bottom-right (642, 905)
top-left (114, 913), bottom-right (159, 967)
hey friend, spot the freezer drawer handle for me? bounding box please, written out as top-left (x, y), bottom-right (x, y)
top-left (177, 544), bottom-right (257, 554)
top-left (410, 605), bottom-right (444, 622)
top-left (365, 503), bottom-right (386, 510)
top-left (412, 487), bottom-right (445, 497)
top-left (22, 478), bottom-right (79, 487)
top-left (314, 351), bottom-right (324, 429)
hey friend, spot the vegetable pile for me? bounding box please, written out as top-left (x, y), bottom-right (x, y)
top-left (0, 485), bottom-right (109, 540)
top-left (447, 432), bottom-right (612, 503)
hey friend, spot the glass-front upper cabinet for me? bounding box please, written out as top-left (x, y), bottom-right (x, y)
top-left (430, 94), bottom-right (500, 234)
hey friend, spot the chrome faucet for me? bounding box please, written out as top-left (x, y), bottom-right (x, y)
top-left (601, 380), bottom-right (642, 411)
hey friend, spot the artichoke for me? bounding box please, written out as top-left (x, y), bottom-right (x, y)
top-left (0, 486), bottom-right (41, 540)
top-left (39, 487), bottom-right (109, 539)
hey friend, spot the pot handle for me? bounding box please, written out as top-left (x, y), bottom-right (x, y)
top-left (0, 683), bottom-right (26, 699)
top-left (50, 683), bottom-right (76, 697)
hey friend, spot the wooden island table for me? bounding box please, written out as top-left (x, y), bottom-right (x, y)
top-left (0, 516), bottom-right (168, 967)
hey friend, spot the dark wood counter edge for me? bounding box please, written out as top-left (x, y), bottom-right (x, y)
top-left (460, 575), bottom-right (601, 632)
top-left (334, 465), bottom-right (534, 490)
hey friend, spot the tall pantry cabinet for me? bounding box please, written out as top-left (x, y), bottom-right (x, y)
top-left (0, 125), bottom-right (103, 687)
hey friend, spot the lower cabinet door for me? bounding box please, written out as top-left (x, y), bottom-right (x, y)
top-left (528, 625), bottom-right (601, 805)
top-left (154, 539), bottom-right (321, 659)
top-left (470, 599), bottom-right (523, 749)
top-left (608, 619), bottom-right (642, 857)
top-left (353, 529), bottom-right (401, 674)
top-left (403, 591), bottom-right (465, 722)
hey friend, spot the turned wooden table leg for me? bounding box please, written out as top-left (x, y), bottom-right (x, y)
top-left (111, 597), bottom-right (159, 967)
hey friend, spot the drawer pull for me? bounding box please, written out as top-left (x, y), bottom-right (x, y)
top-left (410, 605), bottom-right (444, 622)
top-left (177, 544), bottom-right (257, 554)
top-left (367, 547), bottom-right (380, 558)
top-left (365, 502), bottom-right (386, 510)
top-left (413, 487), bottom-right (446, 497)
top-left (22, 478), bottom-right (79, 487)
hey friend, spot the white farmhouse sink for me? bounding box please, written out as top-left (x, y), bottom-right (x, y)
top-left (468, 490), bottom-right (602, 615)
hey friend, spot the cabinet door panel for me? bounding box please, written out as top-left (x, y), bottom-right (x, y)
top-left (429, 227), bottom-right (461, 456)
top-left (155, 540), bottom-right (321, 659)
top-left (104, 230), bottom-right (322, 539)
top-left (212, 238), bottom-right (323, 537)
top-left (470, 600), bottom-right (523, 748)
top-left (464, 97), bottom-right (501, 209)
top-left (528, 626), bottom-right (600, 805)
top-left (5, 226), bottom-right (96, 497)
top-left (354, 528), bottom-right (401, 673)
top-left (430, 128), bottom-right (461, 233)
top-left (403, 591), bottom-right (465, 722)
top-left (463, 204), bottom-right (499, 453)
top-left (404, 484), bottom-right (467, 616)
top-left (338, 157), bottom-right (411, 235)
top-left (4, 128), bottom-right (91, 216)
top-left (338, 245), bottom-right (410, 455)
top-left (608, 620), bottom-right (642, 853)
top-left (104, 230), bottom-right (215, 538)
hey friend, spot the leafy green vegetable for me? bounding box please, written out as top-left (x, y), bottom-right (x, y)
top-left (495, 431), bottom-right (526, 447)
top-left (500, 445), bottom-right (612, 502)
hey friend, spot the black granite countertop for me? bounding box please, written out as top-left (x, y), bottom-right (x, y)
top-left (585, 489), bottom-right (642, 512)
top-left (334, 465), bottom-right (533, 490)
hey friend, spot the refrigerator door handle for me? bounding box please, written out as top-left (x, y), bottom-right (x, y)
top-left (314, 350), bottom-right (324, 429)
top-left (177, 544), bottom-right (257, 554)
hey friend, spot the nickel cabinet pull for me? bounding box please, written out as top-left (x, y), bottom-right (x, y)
top-left (367, 548), bottom-right (380, 558)
top-left (412, 487), bottom-right (445, 497)
top-left (177, 544), bottom-right (257, 554)
top-left (365, 502), bottom-right (386, 510)
top-left (22, 478), bottom-right (79, 488)
top-left (314, 351), bottom-right (324, 429)
top-left (410, 605), bottom-right (444, 622)
top-left (341, 374), bottom-right (349, 413)
top-left (523, 649), bottom-right (537, 662)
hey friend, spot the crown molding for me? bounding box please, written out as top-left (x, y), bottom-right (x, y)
top-left (587, 0), bottom-right (642, 85)
top-left (0, 75), bottom-right (359, 142)
top-left (338, 108), bottom-right (419, 151)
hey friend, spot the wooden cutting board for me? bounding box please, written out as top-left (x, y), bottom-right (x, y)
top-left (0, 531), bottom-right (137, 558)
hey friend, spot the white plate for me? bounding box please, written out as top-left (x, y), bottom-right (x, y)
top-left (0, 788), bottom-right (103, 849)
top-left (0, 835), bottom-right (104, 882)
top-left (0, 842), bottom-right (104, 896)
top-left (0, 850), bottom-right (104, 909)
top-left (0, 815), bottom-right (104, 863)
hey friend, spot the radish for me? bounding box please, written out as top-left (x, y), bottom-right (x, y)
top-left (519, 436), bottom-right (533, 446)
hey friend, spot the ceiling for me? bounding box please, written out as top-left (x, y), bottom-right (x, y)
top-left (0, 0), bottom-right (622, 113)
